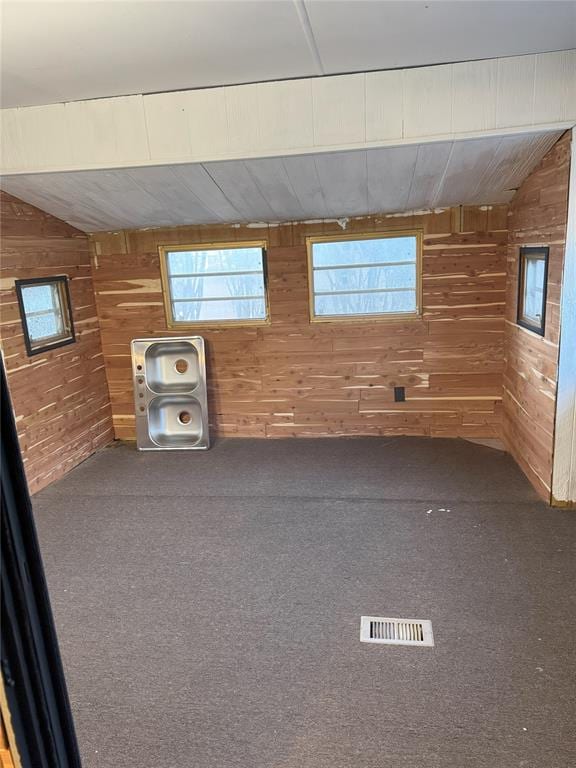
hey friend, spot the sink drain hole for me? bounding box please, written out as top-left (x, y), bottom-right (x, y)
top-left (175, 359), bottom-right (189, 374)
top-left (178, 411), bottom-right (191, 425)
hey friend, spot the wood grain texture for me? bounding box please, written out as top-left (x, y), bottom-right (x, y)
top-left (503, 132), bottom-right (571, 501)
top-left (0, 681), bottom-right (19, 768)
top-left (0, 191), bottom-right (114, 494)
top-left (90, 206), bottom-right (508, 442)
top-left (0, 716), bottom-right (15, 768)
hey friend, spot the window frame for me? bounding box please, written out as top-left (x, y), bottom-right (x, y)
top-left (159, 240), bottom-right (270, 328)
top-left (306, 230), bottom-right (423, 323)
top-left (15, 275), bottom-right (76, 356)
top-left (517, 245), bottom-right (549, 337)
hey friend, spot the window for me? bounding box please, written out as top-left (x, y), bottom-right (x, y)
top-left (517, 246), bottom-right (549, 336)
top-left (307, 231), bottom-right (422, 321)
top-left (15, 276), bottom-right (75, 356)
top-left (160, 241), bottom-right (268, 327)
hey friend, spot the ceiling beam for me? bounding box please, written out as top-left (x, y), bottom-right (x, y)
top-left (1, 52), bottom-right (574, 177)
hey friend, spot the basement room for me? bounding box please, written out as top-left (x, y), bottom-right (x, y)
top-left (0, 2), bottom-right (575, 767)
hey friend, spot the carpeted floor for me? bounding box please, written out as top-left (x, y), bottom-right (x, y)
top-left (33, 437), bottom-right (576, 768)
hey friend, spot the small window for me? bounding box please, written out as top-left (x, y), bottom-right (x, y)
top-left (517, 246), bottom-right (549, 336)
top-left (307, 231), bottom-right (422, 321)
top-left (160, 241), bottom-right (268, 327)
top-left (15, 276), bottom-right (75, 356)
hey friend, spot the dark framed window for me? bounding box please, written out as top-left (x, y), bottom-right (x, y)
top-left (15, 275), bottom-right (75, 356)
top-left (517, 246), bottom-right (549, 336)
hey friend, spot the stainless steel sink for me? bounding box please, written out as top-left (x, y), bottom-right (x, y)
top-left (148, 396), bottom-right (204, 448)
top-left (145, 340), bottom-right (200, 394)
top-left (131, 337), bottom-right (209, 451)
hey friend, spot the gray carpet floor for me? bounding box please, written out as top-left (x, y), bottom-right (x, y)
top-left (33, 437), bottom-right (576, 768)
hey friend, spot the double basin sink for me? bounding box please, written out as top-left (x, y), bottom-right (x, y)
top-left (131, 337), bottom-right (209, 450)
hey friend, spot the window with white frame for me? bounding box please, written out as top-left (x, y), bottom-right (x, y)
top-left (15, 276), bottom-right (75, 355)
top-left (160, 242), bottom-right (268, 326)
top-left (307, 232), bottom-right (421, 321)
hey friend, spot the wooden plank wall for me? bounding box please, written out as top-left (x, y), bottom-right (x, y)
top-left (0, 693), bottom-right (18, 768)
top-left (0, 191), bottom-right (114, 494)
top-left (0, 718), bottom-right (16, 768)
top-left (90, 205), bottom-right (508, 442)
top-left (503, 132), bottom-right (571, 501)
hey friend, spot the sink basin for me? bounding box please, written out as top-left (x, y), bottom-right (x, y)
top-left (148, 396), bottom-right (206, 448)
top-left (145, 340), bottom-right (200, 394)
top-left (131, 336), bottom-right (209, 451)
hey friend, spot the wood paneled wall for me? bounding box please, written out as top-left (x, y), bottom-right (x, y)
top-left (503, 132), bottom-right (571, 501)
top-left (0, 192), bottom-right (114, 494)
top-left (0, 691), bottom-right (18, 768)
top-left (91, 206), bottom-right (508, 442)
top-left (0, 718), bottom-right (16, 768)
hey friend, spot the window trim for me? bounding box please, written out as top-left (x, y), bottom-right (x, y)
top-left (306, 230), bottom-right (423, 323)
top-left (15, 275), bottom-right (76, 356)
top-left (517, 245), bottom-right (549, 337)
top-left (159, 240), bottom-right (270, 328)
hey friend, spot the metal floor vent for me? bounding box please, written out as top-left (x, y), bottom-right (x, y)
top-left (360, 616), bottom-right (434, 647)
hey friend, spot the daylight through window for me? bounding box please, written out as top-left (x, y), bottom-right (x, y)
top-left (160, 242), bottom-right (268, 326)
top-left (307, 232), bottom-right (421, 321)
top-left (517, 246), bottom-right (548, 336)
top-left (15, 276), bottom-right (75, 355)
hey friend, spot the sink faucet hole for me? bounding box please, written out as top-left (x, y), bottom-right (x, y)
top-left (178, 411), bottom-right (191, 425)
top-left (174, 359), bottom-right (189, 375)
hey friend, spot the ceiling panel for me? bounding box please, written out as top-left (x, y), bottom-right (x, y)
top-left (202, 161), bottom-right (279, 222)
top-left (1, 0), bottom-right (320, 108)
top-left (281, 155), bottom-right (331, 220)
top-left (476, 133), bottom-right (562, 196)
top-left (367, 145), bottom-right (419, 214)
top-left (169, 165), bottom-right (243, 222)
top-left (1, 1), bottom-right (574, 108)
top-left (434, 138), bottom-right (501, 207)
top-left (244, 158), bottom-right (308, 220)
top-left (305, 1), bottom-right (576, 73)
top-left (406, 142), bottom-right (453, 210)
top-left (124, 167), bottom-right (223, 225)
top-left (314, 151), bottom-right (368, 217)
top-left (0, 131), bottom-right (562, 232)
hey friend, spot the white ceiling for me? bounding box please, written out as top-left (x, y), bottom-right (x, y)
top-left (0, 131), bottom-right (561, 232)
top-left (1, 0), bottom-right (575, 108)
